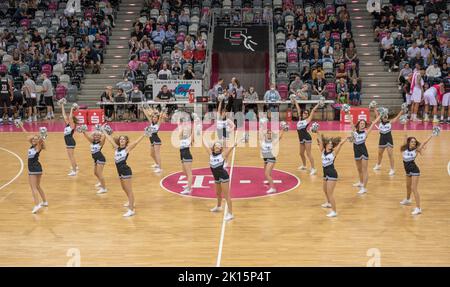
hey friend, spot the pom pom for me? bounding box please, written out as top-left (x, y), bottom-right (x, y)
top-left (399, 114), bottom-right (408, 125)
top-left (280, 121), bottom-right (289, 131)
top-left (39, 127), bottom-right (48, 139)
top-left (72, 103), bottom-right (79, 110)
top-left (318, 96), bottom-right (326, 108)
top-left (14, 119), bottom-right (22, 128)
top-left (102, 124), bottom-right (113, 135)
top-left (432, 125), bottom-right (441, 137)
top-left (369, 100), bottom-right (377, 109)
top-left (310, 122), bottom-right (319, 133)
top-left (289, 94), bottom-right (296, 101)
top-left (94, 124), bottom-right (102, 132)
top-left (217, 94), bottom-right (225, 102)
top-left (342, 104), bottom-right (351, 113)
top-left (377, 107), bottom-right (389, 117)
top-left (401, 102), bottom-right (409, 113)
top-left (144, 126), bottom-right (153, 137)
top-left (76, 124), bottom-right (88, 133)
top-left (57, 98), bottom-right (67, 106)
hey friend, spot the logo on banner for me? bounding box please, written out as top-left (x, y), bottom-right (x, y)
top-left (174, 84), bottom-right (192, 97)
top-left (224, 28), bottom-right (258, 52)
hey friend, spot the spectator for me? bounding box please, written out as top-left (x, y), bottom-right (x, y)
top-left (426, 63), bottom-right (442, 84)
top-left (244, 86), bottom-right (259, 116)
top-left (335, 63), bottom-right (347, 81)
top-left (313, 72), bottom-right (326, 98)
top-left (165, 24), bottom-right (176, 45)
top-left (158, 63), bottom-right (172, 80)
top-left (380, 31), bottom-right (393, 61)
top-left (128, 54), bottom-right (141, 73)
top-left (345, 42), bottom-right (358, 65)
top-left (41, 73), bottom-right (54, 120)
top-left (289, 76), bottom-right (303, 95)
top-left (336, 78), bottom-right (349, 104)
top-left (347, 62), bottom-right (360, 81)
top-left (321, 41), bottom-right (334, 62)
top-left (114, 88), bottom-right (127, 120)
top-left (349, 78), bottom-right (361, 106)
top-left (264, 83), bottom-right (281, 112)
top-left (22, 73), bottom-right (37, 122)
top-left (56, 47), bottom-right (68, 66)
top-left (183, 65), bottom-right (195, 80)
top-left (85, 46), bottom-right (101, 74)
top-left (156, 85), bottom-right (177, 115)
top-left (407, 42), bottom-right (420, 61)
top-left (116, 77), bottom-right (134, 94)
top-left (286, 34), bottom-right (297, 52)
top-left (100, 86), bottom-right (115, 121)
top-left (151, 24), bottom-right (166, 43)
top-left (128, 85), bottom-right (145, 120)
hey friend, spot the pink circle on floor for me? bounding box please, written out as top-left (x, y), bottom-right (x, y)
top-left (160, 166), bottom-right (300, 199)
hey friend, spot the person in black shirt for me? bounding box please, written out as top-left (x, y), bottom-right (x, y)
top-left (100, 86), bottom-right (115, 121)
top-left (85, 47), bottom-right (101, 73)
top-left (130, 25), bottom-right (144, 41)
top-left (183, 65), bottom-right (195, 80)
top-left (156, 85), bottom-right (177, 115)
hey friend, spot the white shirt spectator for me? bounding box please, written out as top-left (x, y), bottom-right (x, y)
top-left (381, 35), bottom-right (393, 49)
top-left (420, 47), bottom-right (430, 60)
top-left (286, 38), bottom-right (297, 52)
top-left (407, 46), bottom-right (420, 59)
top-left (56, 52), bottom-right (68, 65)
top-left (426, 65), bottom-right (441, 78)
top-left (158, 68), bottom-right (172, 80)
top-left (396, 9), bottom-right (407, 21)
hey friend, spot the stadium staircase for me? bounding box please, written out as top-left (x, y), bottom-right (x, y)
top-left (78, 0), bottom-right (142, 108)
top-left (349, 0), bottom-right (402, 113)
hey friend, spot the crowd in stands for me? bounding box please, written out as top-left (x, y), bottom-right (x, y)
top-left (0, 0), bottom-right (118, 123)
top-left (273, 0), bottom-right (362, 111)
top-left (373, 0), bottom-right (449, 102)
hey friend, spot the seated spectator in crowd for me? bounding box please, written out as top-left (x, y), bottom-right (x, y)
top-left (172, 60), bottom-right (182, 77)
top-left (380, 31), bottom-right (393, 62)
top-left (313, 72), bottom-right (327, 98)
top-left (178, 10), bottom-right (190, 26)
top-left (264, 83), bottom-right (281, 113)
top-left (349, 78), bottom-right (361, 106)
top-left (183, 65), bottom-right (195, 80)
top-left (407, 42), bottom-right (420, 61)
top-left (347, 62), bottom-right (360, 81)
top-left (335, 63), bottom-right (347, 81)
top-left (410, 53), bottom-right (424, 70)
top-left (165, 24), bottom-right (176, 45)
top-left (158, 63), bottom-right (172, 80)
top-left (128, 55), bottom-right (141, 73)
top-left (398, 62), bottom-right (413, 89)
top-left (171, 45), bottom-right (183, 63)
top-left (336, 78), bottom-right (349, 105)
top-left (148, 43), bottom-right (160, 63)
top-left (56, 48), bottom-right (68, 66)
top-left (426, 62), bottom-right (442, 84)
top-left (114, 88), bottom-right (127, 120)
top-left (194, 36), bottom-right (207, 62)
top-left (151, 24), bottom-right (166, 44)
top-left (116, 77), bottom-right (134, 94)
top-left (244, 86), bottom-right (259, 117)
top-left (131, 25), bottom-right (144, 41)
top-left (289, 76), bottom-right (303, 95)
top-left (345, 42), bottom-right (358, 65)
top-left (321, 41), bottom-right (334, 62)
top-left (128, 85), bottom-right (145, 120)
top-left (286, 34), bottom-right (297, 53)
top-left (100, 86), bottom-right (115, 121)
top-left (156, 85), bottom-right (177, 115)
top-left (85, 46), bottom-right (101, 74)
top-left (420, 43), bottom-right (432, 67)
top-left (184, 35), bottom-right (195, 51)
top-left (334, 42), bottom-right (345, 65)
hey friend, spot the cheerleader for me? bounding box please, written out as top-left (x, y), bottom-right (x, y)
top-left (216, 98), bottom-right (235, 167)
top-left (373, 109), bottom-right (404, 176)
top-left (349, 113), bottom-right (381, 194)
top-left (179, 121), bottom-right (194, 195)
top-left (399, 122), bottom-right (434, 215)
top-left (60, 102), bottom-right (79, 176)
top-left (142, 107), bottom-right (166, 173)
top-left (292, 100), bottom-right (320, 175)
top-left (203, 140), bottom-right (237, 222)
top-left (316, 132), bottom-right (348, 217)
top-left (102, 130), bottom-right (146, 217)
top-left (260, 129), bottom-right (284, 194)
top-left (18, 122), bottom-right (48, 214)
top-left (80, 129), bottom-right (107, 194)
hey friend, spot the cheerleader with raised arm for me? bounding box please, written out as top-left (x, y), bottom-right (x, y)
top-left (372, 109), bottom-right (404, 176)
top-left (316, 132), bottom-right (348, 217)
top-left (216, 98), bottom-right (235, 167)
top-left (60, 102), bottom-right (79, 176)
top-left (79, 127), bottom-right (107, 194)
top-left (348, 112), bottom-right (382, 194)
top-left (102, 129), bottom-right (146, 217)
top-left (260, 128), bottom-right (284, 194)
top-left (399, 122), bottom-right (436, 215)
top-left (179, 120), bottom-right (195, 195)
top-left (203, 140), bottom-right (237, 222)
top-left (142, 107), bottom-right (167, 173)
top-left (292, 100), bottom-right (320, 175)
top-left (18, 122), bottom-right (48, 214)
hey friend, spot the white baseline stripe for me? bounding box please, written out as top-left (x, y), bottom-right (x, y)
top-left (239, 180), bottom-right (251, 184)
top-left (216, 132), bottom-right (238, 267)
top-left (0, 147), bottom-right (24, 202)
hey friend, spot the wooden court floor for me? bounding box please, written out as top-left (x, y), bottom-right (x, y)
top-left (0, 129), bottom-right (449, 266)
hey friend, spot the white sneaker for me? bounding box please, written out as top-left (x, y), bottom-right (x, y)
top-left (224, 213), bottom-right (234, 221)
top-left (33, 116), bottom-right (37, 122)
top-left (27, 117), bottom-right (32, 123)
top-left (298, 165), bottom-right (307, 170)
top-left (321, 202), bottom-right (332, 208)
top-left (32, 205), bottom-right (42, 214)
top-left (180, 189), bottom-right (191, 195)
top-left (400, 198), bottom-right (412, 205)
top-left (67, 170), bottom-right (77, 176)
top-left (388, 169), bottom-right (395, 176)
top-left (266, 188), bottom-right (277, 194)
top-left (326, 211), bottom-right (337, 217)
top-left (153, 168), bottom-right (162, 173)
top-left (123, 202), bottom-right (129, 207)
top-left (210, 206), bottom-right (222, 212)
top-left (373, 164), bottom-right (381, 171)
top-left (95, 182), bottom-right (102, 188)
top-left (411, 207), bottom-right (422, 215)
top-left (357, 188), bottom-right (367, 194)
top-left (353, 182), bottom-right (363, 187)
top-left (123, 209), bottom-right (135, 217)
top-left (96, 188), bottom-right (108, 194)
top-left (40, 201), bottom-right (48, 207)
top-left (151, 164), bottom-right (159, 168)
top-left (310, 168), bottom-right (317, 175)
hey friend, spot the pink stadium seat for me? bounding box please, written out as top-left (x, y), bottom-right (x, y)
top-left (277, 83), bottom-right (289, 100)
top-left (326, 83), bottom-right (337, 100)
top-left (0, 64), bottom-right (7, 74)
top-left (287, 52), bottom-right (298, 63)
top-left (55, 85), bottom-right (67, 100)
top-left (41, 64), bottom-right (52, 77)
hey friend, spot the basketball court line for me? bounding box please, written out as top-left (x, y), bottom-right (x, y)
top-left (0, 147), bottom-right (24, 202)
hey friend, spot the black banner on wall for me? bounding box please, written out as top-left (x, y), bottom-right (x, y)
top-left (213, 26), bottom-right (269, 53)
